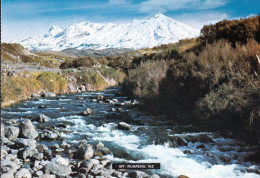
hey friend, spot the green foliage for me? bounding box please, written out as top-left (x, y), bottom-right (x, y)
top-left (76, 68), bottom-right (108, 90)
top-left (60, 57), bottom-right (98, 69)
top-left (36, 72), bottom-right (68, 93)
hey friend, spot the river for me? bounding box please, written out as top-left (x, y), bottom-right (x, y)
top-left (2, 87), bottom-right (259, 178)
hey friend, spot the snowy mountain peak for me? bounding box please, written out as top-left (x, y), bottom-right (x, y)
top-left (153, 13), bottom-right (169, 19)
top-left (12, 14), bottom-right (200, 51)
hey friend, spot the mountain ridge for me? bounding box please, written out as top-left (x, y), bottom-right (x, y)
top-left (12, 13), bottom-right (200, 51)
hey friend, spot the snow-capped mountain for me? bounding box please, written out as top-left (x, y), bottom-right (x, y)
top-left (12, 14), bottom-right (200, 51)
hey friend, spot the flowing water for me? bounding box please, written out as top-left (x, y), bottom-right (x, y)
top-left (2, 87), bottom-right (259, 178)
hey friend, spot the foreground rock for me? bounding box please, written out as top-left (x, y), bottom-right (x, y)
top-left (19, 120), bottom-right (38, 139)
top-left (14, 168), bottom-right (32, 178)
top-left (44, 163), bottom-right (71, 176)
top-left (4, 126), bottom-right (19, 141)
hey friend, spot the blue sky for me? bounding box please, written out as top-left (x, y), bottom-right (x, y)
top-left (2, 0), bottom-right (260, 42)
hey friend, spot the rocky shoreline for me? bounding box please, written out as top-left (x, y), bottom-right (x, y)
top-left (1, 116), bottom-right (162, 178)
top-left (1, 92), bottom-right (161, 178)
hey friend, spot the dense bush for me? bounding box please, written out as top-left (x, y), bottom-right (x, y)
top-left (201, 14), bottom-right (260, 45)
top-left (123, 39), bottom-right (260, 143)
top-left (97, 65), bottom-right (125, 83)
top-left (75, 68), bottom-right (108, 90)
top-left (36, 72), bottom-right (68, 93)
top-left (60, 57), bottom-right (98, 69)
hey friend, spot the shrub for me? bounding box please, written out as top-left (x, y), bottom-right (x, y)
top-left (36, 72), bottom-right (68, 93)
top-left (122, 60), bottom-right (170, 100)
top-left (76, 68), bottom-right (108, 90)
top-left (97, 65), bottom-right (125, 83)
top-left (60, 57), bottom-right (98, 69)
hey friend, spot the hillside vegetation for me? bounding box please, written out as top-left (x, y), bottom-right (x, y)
top-left (122, 15), bottom-right (260, 143)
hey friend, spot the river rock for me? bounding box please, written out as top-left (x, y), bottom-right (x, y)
top-left (31, 94), bottom-right (41, 98)
top-left (96, 142), bottom-right (104, 148)
top-left (44, 163), bottom-right (72, 176)
top-left (128, 171), bottom-right (149, 178)
top-left (37, 144), bottom-right (49, 153)
top-left (96, 94), bottom-right (104, 101)
top-left (81, 159), bottom-right (99, 172)
top-left (51, 157), bottom-right (69, 166)
top-left (41, 92), bottom-right (56, 97)
top-left (1, 172), bottom-right (14, 178)
top-left (79, 85), bottom-right (86, 92)
top-left (1, 149), bottom-right (8, 159)
top-left (19, 120), bottom-right (38, 139)
top-left (74, 144), bottom-right (94, 160)
top-left (150, 174), bottom-right (160, 178)
top-left (38, 105), bottom-right (48, 109)
top-left (97, 147), bottom-right (111, 155)
top-left (19, 147), bottom-right (38, 160)
top-left (39, 174), bottom-right (56, 178)
top-left (4, 126), bottom-right (19, 141)
top-left (68, 84), bottom-right (77, 93)
top-left (1, 123), bottom-right (5, 137)
top-left (36, 114), bottom-right (50, 123)
top-left (14, 138), bottom-right (36, 148)
top-left (1, 159), bottom-right (20, 172)
top-left (112, 99), bottom-right (118, 103)
top-left (82, 108), bottom-right (94, 116)
top-left (60, 141), bottom-right (71, 149)
top-left (34, 171), bottom-right (44, 177)
top-left (14, 168), bottom-right (32, 178)
top-left (118, 122), bottom-right (131, 131)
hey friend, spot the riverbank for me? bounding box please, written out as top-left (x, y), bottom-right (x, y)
top-left (1, 62), bottom-right (124, 107)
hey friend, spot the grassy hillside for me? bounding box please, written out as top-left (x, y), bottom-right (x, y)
top-left (1, 43), bottom-right (75, 68)
top-left (122, 15), bottom-right (260, 143)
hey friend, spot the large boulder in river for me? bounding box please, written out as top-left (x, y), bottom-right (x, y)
top-left (14, 168), bottom-right (32, 178)
top-left (19, 120), bottom-right (38, 139)
top-left (4, 126), bottom-right (19, 141)
top-left (44, 163), bottom-right (72, 176)
top-left (118, 122), bottom-right (131, 131)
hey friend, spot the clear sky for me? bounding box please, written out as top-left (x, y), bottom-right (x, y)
top-left (2, 0), bottom-right (260, 42)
